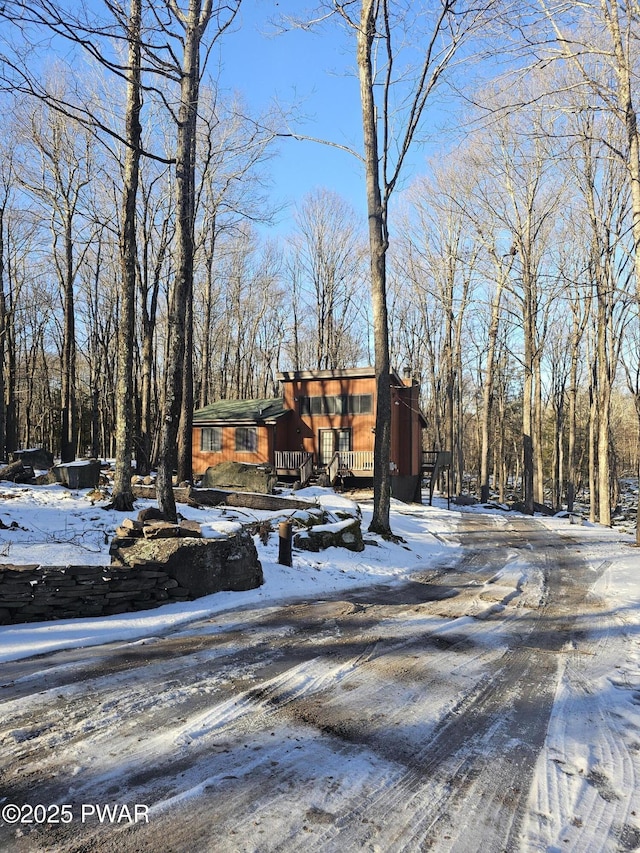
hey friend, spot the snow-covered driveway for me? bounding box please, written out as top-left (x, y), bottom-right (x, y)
top-left (0, 510), bottom-right (638, 852)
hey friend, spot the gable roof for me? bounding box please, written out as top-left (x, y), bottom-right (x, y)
top-left (193, 397), bottom-right (289, 425)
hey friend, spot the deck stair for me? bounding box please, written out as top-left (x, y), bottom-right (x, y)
top-left (422, 450), bottom-right (452, 506)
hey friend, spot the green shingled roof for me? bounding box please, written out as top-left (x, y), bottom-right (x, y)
top-left (193, 397), bottom-right (289, 424)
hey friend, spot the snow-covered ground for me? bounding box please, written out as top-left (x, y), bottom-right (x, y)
top-left (0, 482), bottom-right (639, 851)
top-left (0, 483), bottom-right (459, 663)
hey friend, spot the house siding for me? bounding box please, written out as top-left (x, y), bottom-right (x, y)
top-left (390, 381), bottom-right (422, 478)
top-left (192, 424), bottom-right (273, 476)
top-left (191, 369), bottom-right (427, 494)
top-left (278, 374), bottom-right (377, 460)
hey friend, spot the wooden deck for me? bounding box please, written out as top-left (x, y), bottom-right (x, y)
top-left (275, 450), bottom-right (375, 484)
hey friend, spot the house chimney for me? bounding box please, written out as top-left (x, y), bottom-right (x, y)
top-left (402, 365), bottom-right (412, 386)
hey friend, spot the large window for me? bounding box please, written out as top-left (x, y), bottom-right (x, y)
top-left (235, 427), bottom-right (257, 452)
top-left (300, 394), bottom-right (372, 416)
top-left (201, 426), bottom-right (222, 452)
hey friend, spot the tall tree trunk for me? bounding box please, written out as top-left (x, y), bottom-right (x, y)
top-left (177, 288), bottom-right (194, 483)
top-left (566, 315), bottom-right (581, 512)
top-left (199, 220), bottom-right (216, 408)
top-left (60, 214), bottom-right (76, 463)
top-left (605, 1), bottom-right (640, 541)
top-left (156, 0), bottom-right (207, 520)
top-left (522, 271), bottom-right (535, 514)
top-left (5, 303), bottom-right (18, 456)
top-left (111, 0), bottom-right (142, 511)
top-left (534, 351), bottom-right (544, 504)
top-left (480, 272), bottom-right (505, 503)
top-left (358, 0), bottom-right (392, 535)
top-left (589, 365), bottom-right (598, 524)
top-left (597, 301), bottom-right (612, 525)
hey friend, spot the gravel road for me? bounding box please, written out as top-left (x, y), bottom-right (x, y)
top-left (0, 512), bottom-right (613, 852)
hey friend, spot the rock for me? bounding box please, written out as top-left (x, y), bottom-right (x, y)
top-left (452, 494), bottom-right (479, 506)
top-left (142, 521), bottom-right (182, 540)
top-left (116, 525), bottom-right (141, 539)
top-left (0, 460), bottom-right (28, 482)
top-left (294, 518), bottom-right (365, 553)
top-left (111, 530), bottom-right (263, 596)
top-left (509, 500), bottom-right (555, 516)
top-left (179, 519), bottom-right (202, 537)
top-left (109, 536), bottom-right (139, 553)
top-left (11, 449), bottom-right (54, 470)
top-left (33, 471), bottom-right (58, 485)
top-left (121, 518), bottom-right (144, 532)
top-left (201, 461), bottom-right (277, 494)
top-left (137, 507), bottom-right (168, 523)
top-left (52, 460), bottom-right (101, 489)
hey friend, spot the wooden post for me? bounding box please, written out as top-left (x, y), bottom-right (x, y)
top-left (278, 520), bottom-right (293, 566)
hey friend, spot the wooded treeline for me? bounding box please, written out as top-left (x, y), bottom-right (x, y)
top-left (0, 0), bottom-right (639, 528)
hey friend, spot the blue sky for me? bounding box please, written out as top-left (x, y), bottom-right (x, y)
top-left (214, 0), bottom-right (467, 239)
top-left (216, 0), bottom-right (376, 234)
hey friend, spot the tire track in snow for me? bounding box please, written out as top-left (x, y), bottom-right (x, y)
top-left (0, 515), bottom-right (611, 853)
top-left (265, 517), bottom-right (599, 853)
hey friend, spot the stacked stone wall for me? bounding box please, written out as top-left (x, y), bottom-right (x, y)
top-left (0, 528), bottom-right (263, 625)
top-left (0, 563), bottom-right (183, 625)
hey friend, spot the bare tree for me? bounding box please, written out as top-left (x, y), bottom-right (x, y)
top-left (394, 167), bottom-right (478, 496)
top-left (0, 153), bottom-right (13, 460)
top-left (155, 0), bottom-right (241, 519)
top-left (16, 100), bottom-right (95, 462)
top-left (136, 158), bottom-right (173, 474)
top-left (287, 188), bottom-right (366, 370)
top-left (0, 0), bottom-right (174, 507)
top-left (509, 0), bottom-right (640, 534)
top-left (193, 89), bottom-right (278, 408)
top-left (111, 0), bottom-right (142, 510)
top-left (325, 0), bottom-right (493, 533)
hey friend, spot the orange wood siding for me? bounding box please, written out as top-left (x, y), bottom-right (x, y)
top-left (192, 425), bottom-right (273, 477)
top-left (192, 371), bottom-right (425, 480)
top-left (278, 376), bottom-right (377, 458)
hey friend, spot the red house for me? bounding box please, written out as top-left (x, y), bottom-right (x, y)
top-left (192, 367), bottom-right (428, 501)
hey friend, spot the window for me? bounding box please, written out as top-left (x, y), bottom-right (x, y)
top-left (337, 429), bottom-right (351, 453)
top-left (235, 427), bottom-right (257, 452)
top-left (319, 428), bottom-right (352, 465)
top-left (353, 394), bottom-right (372, 414)
top-left (299, 394), bottom-right (373, 416)
top-left (201, 427), bottom-right (222, 452)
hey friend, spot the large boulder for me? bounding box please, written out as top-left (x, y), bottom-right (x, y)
top-left (201, 461), bottom-right (277, 494)
top-left (111, 529), bottom-right (263, 597)
top-left (294, 518), bottom-right (365, 553)
top-left (53, 460), bottom-right (102, 489)
top-left (11, 448), bottom-right (54, 470)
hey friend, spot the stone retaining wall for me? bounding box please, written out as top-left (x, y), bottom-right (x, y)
top-left (0, 563), bottom-right (184, 625)
top-left (0, 526), bottom-right (264, 625)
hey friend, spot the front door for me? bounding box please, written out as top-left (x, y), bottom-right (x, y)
top-left (319, 429), bottom-right (351, 466)
top-left (319, 430), bottom-right (335, 467)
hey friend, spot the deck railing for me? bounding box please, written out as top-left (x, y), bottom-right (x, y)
top-left (275, 451), bottom-right (314, 486)
top-left (338, 450), bottom-right (374, 472)
top-left (327, 451), bottom-right (340, 485)
top-left (299, 453), bottom-right (314, 486)
top-left (275, 449), bottom-right (375, 482)
top-left (275, 451), bottom-right (311, 470)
